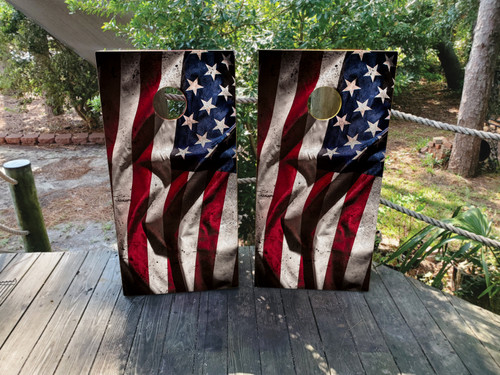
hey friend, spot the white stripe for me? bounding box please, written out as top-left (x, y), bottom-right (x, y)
top-left (255, 52), bottom-right (302, 258)
top-left (342, 176), bottom-right (382, 289)
top-left (279, 52), bottom-right (346, 288)
top-left (312, 173), bottom-right (345, 290)
top-left (212, 173), bottom-right (238, 286)
top-left (145, 52), bottom-right (184, 294)
top-left (315, 51), bottom-right (346, 88)
top-left (112, 53), bottom-right (141, 265)
top-left (178, 171), bottom-right (204, 292)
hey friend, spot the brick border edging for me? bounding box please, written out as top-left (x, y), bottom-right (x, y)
top-left (0, 132), bottom-right (105, 146)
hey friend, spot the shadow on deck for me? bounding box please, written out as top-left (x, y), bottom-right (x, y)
top-left (0, 247), bottom-right (498, 374)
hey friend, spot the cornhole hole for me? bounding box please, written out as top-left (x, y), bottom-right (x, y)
top-left (96, 50), bottom-right (238, 295)
top-left (255, 50), bottom-right (397, 290)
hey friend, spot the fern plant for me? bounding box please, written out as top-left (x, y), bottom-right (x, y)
top-left (383, 206), bottom-right (499, 304)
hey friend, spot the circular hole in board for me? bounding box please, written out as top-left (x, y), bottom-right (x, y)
top-left (153, 87), bottom-right (187, 120)
top-left (307, 86), bottom-right (342, 120)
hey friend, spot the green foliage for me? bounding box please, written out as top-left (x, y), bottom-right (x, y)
top-left (0, 1), bottom-right (100, 128)
top-left (383, 206), bottom-right (500, 307)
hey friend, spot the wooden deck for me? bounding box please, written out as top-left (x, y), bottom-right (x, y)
top-left (0, 247), bottom-right (498, 375)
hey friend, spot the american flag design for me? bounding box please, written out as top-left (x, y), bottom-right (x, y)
top-left (96, 50), bottom-right (238, 295)
top-left (255, 50), bottom-right (397, 290)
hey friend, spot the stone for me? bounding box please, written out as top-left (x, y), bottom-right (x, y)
top-left (72, 133), bottom-right (89, 145)
top-left (433, 136), bottom-right (444, 144)
top-left (55, 133), bottom-right (72, 145)
top-left (38, 133), bottom-right (56, 145)
top-left (89, 132), bottom-right (105, 145)
top-left (21, 133), bottom-right (40, 145)
top-left (5, 134), bottom-right (22, 144)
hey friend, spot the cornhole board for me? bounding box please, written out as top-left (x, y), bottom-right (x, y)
top-left (96, 50), bottom-right (238, 295)
top-left (255, 50), bottom-right (397, 290)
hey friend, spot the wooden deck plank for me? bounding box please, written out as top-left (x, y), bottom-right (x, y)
top-left (227, 246), bottom-right (261, 375)
top-left (0, 253), bottom-right (16, 273)
top-left (54, 252), bottom-right (119, 375)
top-left (254, 286), bottom-right (295, 374)
top-left (193, 291), bottom-right (229, 375)
top-left (408, 276), bottom-right (500, 375)
top-left (89, 294), bottom-right (146, 375)
top-left (309, 291), bottom-right (365, 375)
top-left (21, 251), bottom-right (114, 375)
top-left (158, 292), bottom-right (201, 374)
top-left (281, 289), bottom-right (329, 375)
top-left (366, 268), bottom-right (436, 374)
top-left (124, 294), bottom-right (173, 374)
top-left (0, 252), bottom-right (60, 347)
top-left (445, 293), bottom-right (500, 367)
top-left (376, 265), bottom-right (468, 375)
top-left (0, 249), bottom-right (499, 375)
top-left (336, 291), bottom-right (401, 375)
top-left (0, 252), bottom-right (87, 375)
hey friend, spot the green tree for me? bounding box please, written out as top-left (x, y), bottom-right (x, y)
top-left (0, 1), bottom-right (100, 128)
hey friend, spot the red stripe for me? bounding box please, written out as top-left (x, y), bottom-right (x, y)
top-left (126, 52), bottom-right (163, 286)
top-left (96, 52), bottom-right (121, 179)
top-left (260, 52), bottom-right (323, 285)
top-left (193, 171), bottom-right (229, 290)
top-left (163, 170), bottom-right (190, 293)
top-left (323, 174), bottom-right (375, 290)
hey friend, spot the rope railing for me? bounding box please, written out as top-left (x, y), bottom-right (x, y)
top-left (0, 223), bottom-right (28, 236)
top-left (166, 93), bottom-right (500, 140)
top-left (237, 177), bottom-right (500, 249)
top-left (391, 110), bottom-right (500, 141)
top-left (0, 170), bottom-right (17, 185)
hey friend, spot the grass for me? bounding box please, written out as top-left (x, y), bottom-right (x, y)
top-left (378, 118), bottom-right (500, 251)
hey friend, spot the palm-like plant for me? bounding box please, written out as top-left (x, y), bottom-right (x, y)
top-left (383, 206), bottom-right (499, 304)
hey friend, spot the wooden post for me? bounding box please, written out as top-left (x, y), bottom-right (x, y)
top-left (3, 159), bottom-right (51, 252)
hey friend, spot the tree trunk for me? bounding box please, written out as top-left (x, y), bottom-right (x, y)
top-left (435, 41), bottom-right (464, 91)
top-left (448, 0), bottom-right (500, 177)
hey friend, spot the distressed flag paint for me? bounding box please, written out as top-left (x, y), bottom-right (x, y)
top-left (255, 50), bottom-right (397, 290)
top-left (96, 50), bottom-right (238, 295)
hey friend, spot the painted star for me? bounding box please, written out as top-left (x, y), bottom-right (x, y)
top-left (375, 87), bottom-right (390, 103)
top-left (176, 147), bottom-right (191, 159)
top-left (182, 113), bottom-right (198, 130)
top-left (200, 98), bottom-right (217, 115)
top-left (364, 64), bottom-right (381, 82)
top-left (186, 78), bottom-right (203, 96)
top-left (345, 134), bottom-right (361, 149)
top-left (343, 79), bottom-right (361, 96)
top-left (205, 63), bottom-right (221, 80)
top-left (334, 114), bottom-right (350, 131)
top-left (386, 110), bottom-right (391, 120)
top-left (221, 53), bottom-right (233, 69)
top-left (354, 99), bottom-right (372, 117)
top-left (383, 54), bottom-right (395, 70)
top-left (191, 50), bottom-right (207, 59)
top-left (218, 85), bottom-right (232, 101)
top-left (205, 147), bottom-right (215, 158)
top-left (232, 148), bottom-right (237, 159)
top-left (195, 132), bottom-right (211, 148)
top-left (324, 148), bottom-right (338, 160)
top-left (353, 149), bottom-right (363, 160)
top-left (365, 120), bottom-right (382, 137)
top-left (214, 118), bottom-right (229, 133)
top-left (230, 106), bottom-right (236, 117)
top-left (352, 50), bottom-right (368, 60)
